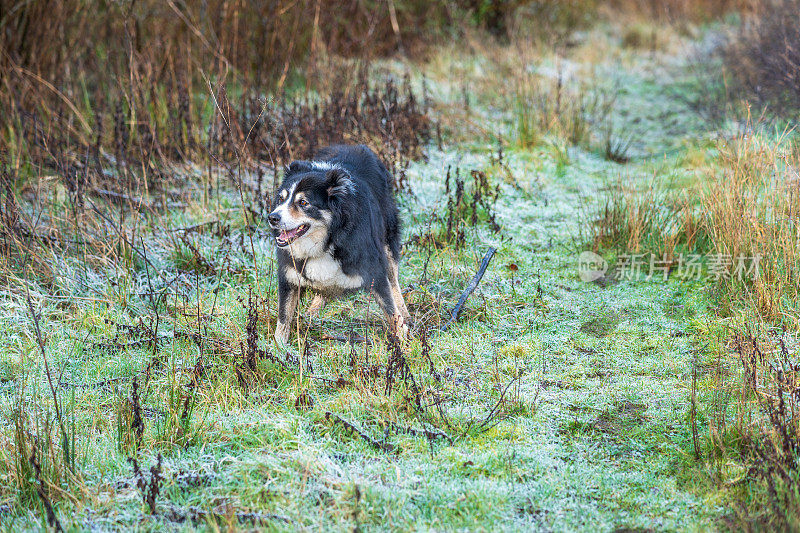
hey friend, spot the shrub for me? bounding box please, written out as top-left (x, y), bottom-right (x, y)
top-left (729, 330), bottom-right (800, 530)
top-left (609, 0), bottom-right (743, 22)
top-left (722, 0), bottom-right (800, 117)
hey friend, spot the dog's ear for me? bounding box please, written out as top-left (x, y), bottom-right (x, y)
top-left (325, 168), bottom-right (357, 241)
top-left (286, 161), bottom-right (313, 175)
top-left (326, 168), bottom-right (354, 198)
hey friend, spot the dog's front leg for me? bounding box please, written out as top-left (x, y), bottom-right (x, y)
top-left (371, 277), bottom-right (409, 339)
top-left (275, 277), bottom-right (300, 344)
top-left (385, 246), bottom-right (411, 322)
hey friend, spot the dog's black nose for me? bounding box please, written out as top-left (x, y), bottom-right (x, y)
top-left (268, 212), bottom-right (281, 227)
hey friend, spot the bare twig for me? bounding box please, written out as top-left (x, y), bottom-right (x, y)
top-left (322, 333), bottom-right (372, 345)
top-left (93, 188), bottom-right (150, 209)
top-left (383, 420), bottom-right (453, 444)
top-left (29, 445), bottom-right (64, 532)
top-left (25, 286), bottom-right (72, 470)
top-left (168, 220), bottom-right (223, 234)
top-left (86, 198), bottom-right (170, 283)
top-left (460, 375), bottom-right (522, 438)
top-left (441, 247), bottom-right (497, 331)
top-left (325, 412), bottom-right (397, 453)
top-left (163, 503), bottom-right (289, 525)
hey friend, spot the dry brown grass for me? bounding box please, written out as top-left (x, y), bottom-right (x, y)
top-left (593, 124), bottom-right (800, 324)
top-left (511, 70), bottom-right (615, 149)
top-left (606, 0), bottom-right (745, 21)
top-left (592, 175), bottom-right (701, 259)
top-left (0, 0), bottom-right (452, 163)
top-left (701, 129), bottom-right (800, 323)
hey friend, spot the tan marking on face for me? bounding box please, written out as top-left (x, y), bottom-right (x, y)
top-left (276, 194), bottom-right (330, 260)
top-left (288, 192), bottom-right (307, 217)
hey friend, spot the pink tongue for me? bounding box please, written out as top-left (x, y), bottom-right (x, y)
top-left (281, 227), bottom-right (298, 240)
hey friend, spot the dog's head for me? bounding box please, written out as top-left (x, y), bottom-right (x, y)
top-left (268, 161), bottom-right (354, 257)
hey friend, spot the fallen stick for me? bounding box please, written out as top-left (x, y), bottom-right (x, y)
top-left (441, 247), bottom-right (497, 331)
top-left (322, 333), bottom-right (372, 345)
top-left (163, 504), bottom-right (289, 525)
top-left (168, 220), bottom-right (226, 235)
top-left (93, 187), bottom-right (150, 209)
top-left (325, 412), bottom-right (396, 453)
top-left (383, 420), bottom-right (453, 444)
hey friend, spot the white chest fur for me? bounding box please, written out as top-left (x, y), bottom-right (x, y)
top-left (284, 252), bottom-right (363, 292)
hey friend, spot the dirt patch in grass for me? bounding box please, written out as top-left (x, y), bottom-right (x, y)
top-left (580, 312), bottom-right (621, 337)
top-left (592, 400), bottom-right (648, 435)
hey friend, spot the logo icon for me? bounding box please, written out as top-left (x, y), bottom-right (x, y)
top-left (578, 251), bottom-right (608, 282)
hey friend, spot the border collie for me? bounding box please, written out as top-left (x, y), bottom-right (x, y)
top-left (268, 144), bottom-right (410, 343)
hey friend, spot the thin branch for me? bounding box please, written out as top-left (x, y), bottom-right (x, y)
top-left (24, 285), bottom-right (71, 468)
top-left (325, 412), bottom-right (397, 453)
top-left (441, 246), bottom-right (497, 331)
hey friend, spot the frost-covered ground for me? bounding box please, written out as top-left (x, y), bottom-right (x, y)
top-left (0, 26), bottom-right (727, 532)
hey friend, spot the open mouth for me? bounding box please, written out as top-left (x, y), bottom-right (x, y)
top-left (275, 224), bottom-right (310, 247)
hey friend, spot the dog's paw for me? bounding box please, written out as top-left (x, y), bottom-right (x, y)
top-left (398, 323), bottom-right (410, 340)
top-left (274, 323), bottom-right (291, 346)
top-left (390, 315), bottom-right (411, 341)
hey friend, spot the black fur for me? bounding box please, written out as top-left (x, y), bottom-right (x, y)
top-left (318, 145), bottom-right (400, 266)
top-left (268, 144), bottom-right (405, 338)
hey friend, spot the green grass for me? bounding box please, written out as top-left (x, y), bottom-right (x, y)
top-left (0, 23), bottom-right (756, 532)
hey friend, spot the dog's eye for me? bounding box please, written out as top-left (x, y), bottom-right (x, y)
top-left (298, 198), bottom-right (309, 208)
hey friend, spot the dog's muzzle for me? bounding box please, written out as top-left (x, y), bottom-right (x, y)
top-left (274, 223), bottom-right (310, 247)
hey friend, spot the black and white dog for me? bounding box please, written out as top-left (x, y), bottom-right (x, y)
top-left (268, 144), bottom-right (410, 343)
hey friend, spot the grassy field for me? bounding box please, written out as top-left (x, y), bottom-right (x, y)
top-left (2, 6), bottom-right (799, 532)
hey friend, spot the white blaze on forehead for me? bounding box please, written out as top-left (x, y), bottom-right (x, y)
top-left (273, 182), bottom-right (297, 223)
